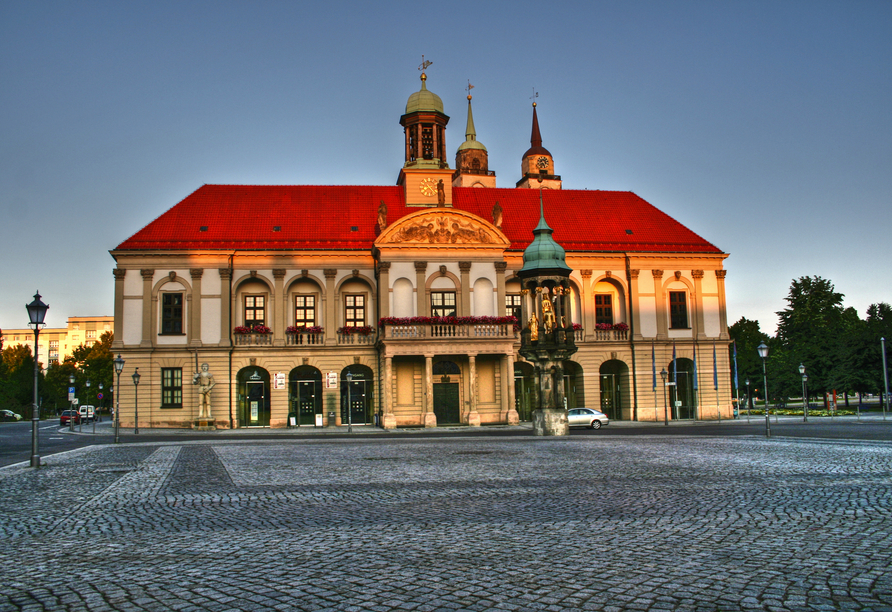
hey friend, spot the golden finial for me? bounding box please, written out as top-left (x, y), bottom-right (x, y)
top-left (466, 80), bottom-right (474, 101)
top-left (531, 88), bottom-right (538, 107)
top-left (418, 54), bottom-right (432, 80)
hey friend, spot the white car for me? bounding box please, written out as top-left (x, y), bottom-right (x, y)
top-left (1, 410), bottom-right (22, 421)
top-left (567, 407), bottom-right (610, 429)
top-left (78, 405), bottom-right (95, 422)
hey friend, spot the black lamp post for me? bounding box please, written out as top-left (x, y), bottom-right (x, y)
top-left (758, 342), bottom-right (770, 438)
top-left (132, 367), bottom-right (140, 434)
top-left (745, 378), bottom-right (751, 422)
top-left (660, 368), bottom-right (669, 426)
top-left (799, 363), bottom-right (808, 422)
top-left (114, 354), bottom-right (125, 443)
top-left (26, 291), bottom-right (49, 468)
top-left (84, 379), bottom-right (90, 432)
top-left (98, 383), bottom-right (103, 423)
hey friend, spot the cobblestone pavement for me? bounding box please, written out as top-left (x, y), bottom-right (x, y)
top-left (1, 436), bottom-right (891, 612)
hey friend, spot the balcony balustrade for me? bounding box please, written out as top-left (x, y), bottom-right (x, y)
top-left (286, 332), bottom-right (325, 346)
top-left (337, 332), bottom-right (375, 345)
top-left (234, 333), bottom-right (273, 346)
top-left (382, 323), bottom-right (517, 340)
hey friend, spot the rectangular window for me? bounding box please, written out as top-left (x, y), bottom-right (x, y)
top-left (431, 291), bottom-right (457, 318)
top-left (161, 293), bottom-right (183, 334)
top-left (161, 368), bottom-right (183, 407)
top-left (86, 330), bottom-right (97, 339)
top-left (595, 294), bottom-right (613, 325)
top-left (670, 291), bottom-right (689, 329)
top-left (244, 295), bottom-right (265, 327)
top-left (294, 295), bottom-right (316, 326)
top-left (344, 294), bottom-right (366, 327)
top-left (505, 294), bottom-right (522, 321)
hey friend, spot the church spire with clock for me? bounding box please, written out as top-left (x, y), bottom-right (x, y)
top-left (516, 101), bottom-right (562, 190)
top-left (397, 65), bottom-right (455, 206)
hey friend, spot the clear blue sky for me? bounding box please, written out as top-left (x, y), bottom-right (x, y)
top-left (2, 1), bottom-right (890, 336)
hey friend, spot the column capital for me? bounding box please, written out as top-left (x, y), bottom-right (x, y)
top-left (459, 261), bottom-right (472, 272)
top-left (715, 269), bottom-right (727, 279)
top-left (140, 269), bottom-right (155, 279)
top-left (378, 261), bottom-right (392, 271)
top-left (414, 261), bottom-right (428, 272)
top-left (113, 268), bottom-right (127, 280)
top-left (190, 268), bottom-right (204, 279)
top-left (324, 269), bottom-right (337, 279)
top-left (218, 268), bottom-right (232, 280)
top-left (580, 269), bottom-right (592, 279)
top-left (273, 268), bottom-right (286, 279)
top-left (627, 269), bottom-right (639, 279)
top-left (651, 269), bottom-right (664, 279)
top-left (691, 270), bottom-right (704, 279)
top-left (494, 261), bottom-right (508, 272)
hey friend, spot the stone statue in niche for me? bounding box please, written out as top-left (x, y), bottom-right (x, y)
top-left (193, 363), bottom-right (216, 419)
top-left (542, 296), bottom-right (556, 333)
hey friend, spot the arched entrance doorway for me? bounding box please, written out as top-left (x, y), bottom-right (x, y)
top-left (599, 360), bottom-right (630, 420)
top-left (289, 366), bottom-right (322, 426)
top-left (563, 361), bottom-right (583, 410)
top-left (238, 367), bottom-right (270, 427)
top-left (669, 358), bottom-right (697, 420)
top-left (433, 360), bottom-right (461, 424)
top-left (340, 365), bottom-right (373, 426)
top-left (514, 361), bottom-right (536, 422)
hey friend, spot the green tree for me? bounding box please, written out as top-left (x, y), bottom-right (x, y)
top-left (775, 276), bottom-right (847, 398)
top-left (0, 343), bottom-right (40, 412)
top-left (728, 317), bottom-right (770, 405)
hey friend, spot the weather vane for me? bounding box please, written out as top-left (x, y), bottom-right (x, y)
top-left (418, 55), bottom-right (432, 73)
top-left (531, 88), bottom-right (538, 106)
top-left (466, 80), bottom-right (474, 99)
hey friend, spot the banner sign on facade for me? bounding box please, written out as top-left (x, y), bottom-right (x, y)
top-left (326, 372), bottom-right (338, 389)
top-left (274, 372), bottom-right (286, 390)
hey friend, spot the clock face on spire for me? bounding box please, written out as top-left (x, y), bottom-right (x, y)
top-left (420, 178), bottom-right (437, 197)
top-left (536, 156), bottom-right (549, 170)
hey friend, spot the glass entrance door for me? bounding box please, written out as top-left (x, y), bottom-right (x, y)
top-left (245, 381), bottom-right (269, 426)
top-left (600, 374), bottom-right (619, 421)
top-left (296, 380), bottom-right (316, 425)
top-left (341, 379), bottom-right (368, 425)
top-left (671, 372), bottom-right (696, 420)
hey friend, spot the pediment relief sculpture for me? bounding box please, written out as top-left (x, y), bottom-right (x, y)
top-left (391, 215), bottom-right (496, 244)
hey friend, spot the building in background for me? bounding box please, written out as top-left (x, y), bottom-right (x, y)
top-left (2, 316), bottom-right (114, 369)
top-left (110, 71), bottom-right (731, 429)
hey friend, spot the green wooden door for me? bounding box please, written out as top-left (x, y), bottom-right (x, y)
top-left (433, 383), bottom-right (460, 424)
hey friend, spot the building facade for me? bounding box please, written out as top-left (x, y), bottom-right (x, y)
top-left (110, 73), bottom-right (731, 429)
top-left (2, 316), bottom-right (114, 369)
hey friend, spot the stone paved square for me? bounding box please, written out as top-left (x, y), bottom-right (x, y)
top-left (1, 436), bottom-right (891, 611)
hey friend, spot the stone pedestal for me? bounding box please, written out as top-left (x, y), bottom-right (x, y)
top-left (423, 412), bottom-right (438, 428)
top-left (382, 413), bottom-right (398, 429)
top-left (467, 411), bottom-right (481, 427)
top-left (193, 418), bottom-right (216, 431)
top-left (532, 409), bottom-right (568, 436)
top-left (506, 408), bottom-right (520, 425)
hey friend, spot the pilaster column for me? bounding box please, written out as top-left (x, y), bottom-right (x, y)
top-left (716, 270), bottom-right (729, 339)
top-left (494, 262), bottom-right (507, 318)
top-left (415, 262), bottom-right (427, 317)
top-left (273, 269), bottom-right (286, 347)
top-left (504, 354), bottom-right (519, 425)
top-left (383, 356), bottom-right (396, 429)
top-left (467, 354), bottom-right (480, 426)
top-left (459, 262), bottom-right (472, 316)
top-left (627, 269), bottom-right (642, 340)
top-left (692, 270), bottom-right (706, 340)
top-left (378, 261), bottom-right (391, 319)
top-left (324, 269), bottom-right (337, 343)
top-left (579, 270), bottom-right (593, 341)
top-left (190, 269), bottom-right (203, 347)
top-left (652, 270), bottom-right (667, 340)
top-left (112, 269), bottom-right (126, 349)
top-left (140, 269), bottom-right (154, 348)
top-left (218, 268), bottom-right (232, 347)
top-left (424, 354), bottom-right (437, 427)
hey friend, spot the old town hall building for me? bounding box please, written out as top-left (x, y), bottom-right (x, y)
top-left (110, 71), bottom-right (732, 429)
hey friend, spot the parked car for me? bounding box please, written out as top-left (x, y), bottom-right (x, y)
top-left (1, 410), bottom-right (23, 421)
top-left (78, 405), bottom-right (95, 422)
top-left (567, 407), bottom-right (610, 429)
top-left (60, 410), bottom-right (82, 426)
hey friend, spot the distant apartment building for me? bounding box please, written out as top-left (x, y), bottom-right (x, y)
top-left (2, 316), bottom-right (114, 368)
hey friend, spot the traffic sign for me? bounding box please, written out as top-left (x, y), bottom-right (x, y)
top-left (97, 393), bottom-right (104, 399)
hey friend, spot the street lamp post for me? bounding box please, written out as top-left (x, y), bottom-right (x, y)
top-left (660, 368), bottom-right (669, 426)
top-left (69, 374), bottom-right (76, 432)
top-left (85, 379), bottom-right (91, 433)
top-left (758, 342), bottom-right (771, 438)
top-left (882, 338), bottom-right (889, 422)
top-left (26, 291), bottom-right (49, 468)
top-left (98, 383), bottom-right (103, 423)
top-left (799, 364), bottom-right (808, 422)
top-left (346, 372), bottom-right (353, 433)
top-left (745, 378), bottom-right (751, 423)
top-left (114, 355), bottom-right (125, 444)
top-left (132, 368), bottom-right (141, 434)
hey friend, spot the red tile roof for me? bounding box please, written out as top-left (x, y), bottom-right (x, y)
top-left (114, 184), bottom-right (722, 254)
